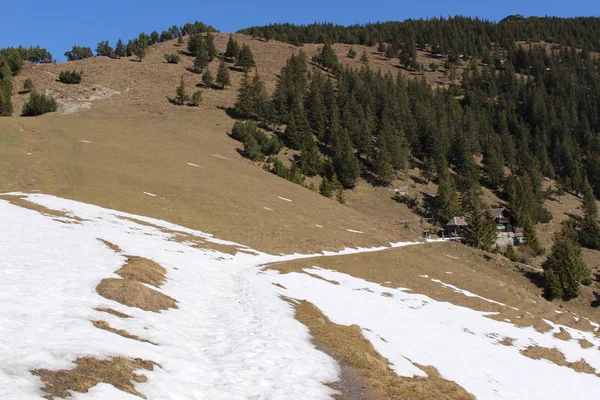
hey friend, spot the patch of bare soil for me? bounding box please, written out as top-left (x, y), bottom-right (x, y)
top-left (498, 337), bottom-right (515, 346)
top-left (31, 356), bottom-right (157, 399)
top-left (96, 278), bottom-right (177, 312)
top-left (578, 338), bottom-right (595, 349)
top-left (94, 307), bottom-right (131, 318)
top-left (0, 194), bottom-right (82, 223)
top-left (92, 320), bottom-right (156, 345)
top-left (290, 298), bottom-right (474, 400)
top-left (115, 256), bottom-right (166, 287)
top-left (553, 327), bottom-right (572, 341)
top-left (520, 346), bottom-right (599, 377)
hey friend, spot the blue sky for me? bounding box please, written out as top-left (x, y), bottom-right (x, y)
top-left (1, 0), bottom-right (599, 61)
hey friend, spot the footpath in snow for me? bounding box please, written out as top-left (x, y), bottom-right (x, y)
top-left (1, 193), bottom-right (599, 399)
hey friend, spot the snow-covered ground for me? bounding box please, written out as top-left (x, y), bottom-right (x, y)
top-left (1, 194), bottom-right (599, 399)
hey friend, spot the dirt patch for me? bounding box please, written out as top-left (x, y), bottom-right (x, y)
top-left (94, 307), bottom-right (131, 318)
top-left (97, 239), bottom-right (123, 253)
top-left (31, 356), bottom-right (156, 399)
top-left (520, 346), bottom-right (599, 376)
top-left (290, 298), bottom-right (474, 400)
top-left (578, 338), bottom-right (595, 349)
top-left (92, 320), bottom-right (156, 345)
top-left (96, 278), bottom-right (177, 312)
top-left (0, 194), bottom-right (82, 223)
top-left (115, 256), bottom-right (166, 287)
top-left (553, 328), bottom-right (572, 341)
top-left (272, 282), bottom-right (287, 290)
top-left (498, 337), bottom-right (515, 346)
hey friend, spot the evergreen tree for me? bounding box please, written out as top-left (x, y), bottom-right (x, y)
top-left (189, 90), bottom-right (202, 107)
top-left (234, 73), bottom-right (267, 119)
top-left (23, 78), bottom-right (33, 93)
top-left (132, 35), bottom-right (148, 61)
top-left (543, 221), bottom-right (591, 300)
top-left (579, 178), bottom-right (600, 249)
top-left (174, 76), bottom-right (189, 106)
top-left (360, 50), bottom-right (368, 63)
top-left (21, 91), bottom-right (57, 116)
top-left (193, 43), bottom-right (210, 72)
top-left (0, 61), bottom-right (13, 116)
top-left (205, 33), bottom-right (217, 61)
top-left (114, 39), bottom-right (126, 58)
top-left (346, 48), bottom-right (357, 58)
top-left (319, 176), bottom-right (333, 197)
top-left (202, 70), bottom-right (214, 89)
top-left (224, 35), bottom-right (240, 61)
top-left (64, 45), bottom-right (93, 61)
top-left (95, 40), bottom-right (114, 57)
top-left (332, 129), bottom-right (361, 188)
top-left (462, 194), bottom-right (497, 251)
top-left (237, 44), bottom-right (256, 72)
top-left (299, 143), bottom-right (322, 176)
top-left (482, 134), bottom-right (505, 189)
top-left (373, 148), bottom-right (395, 185)
top-left (435, 165), bottom-right (462, 223)
top-left (216, 61), bottom-right (231, 89)
top-left (331, 173), bottom-right (345, 204)
top-left (312, 43), bottom-right (339, 72)
top-left (523, 217), bottom-right (544, 255)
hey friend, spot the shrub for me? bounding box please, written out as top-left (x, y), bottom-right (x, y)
top-left (164, 54), bottom-right (181, 64)
top-left (22, 91), bottom-right (57, 116)
top-left (57, 70), bottom-right (82, 84)
top-left (231, 121), bottom-right (281, 159)
top-left (347, 48), bottom-right (357, 58)
top-left (23, 78), bottom-right (34, 92)
top-left (189, 90), bottom-right (202, 106)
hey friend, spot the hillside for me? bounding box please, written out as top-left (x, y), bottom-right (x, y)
top-left (1, 26), bottom-right (600, 400)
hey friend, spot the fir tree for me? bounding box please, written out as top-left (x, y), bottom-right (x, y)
top-left (332, 129), bottom-right (361, 189)
top-left (299, 143), bottom-right (322, 176)
top-left (205, 33), bottom-right (217, 61)
top-left (114, 39), bottom-right (126, 58)
top-left (435, 166), bottom-right (462, 223)
top-left (237, 44), bottom-right (256, 72)
top-left (22, 78), bottom-right (33, 93)
top-left (95, 40), bottom-right (114, 57)
top-left (482, 134), bottom-right (505, 189)
top-left (216, 61), bottom-right (231, 89)
top-left (174, 76), bottom-right (189, 106)
top-left (579, 178), bottom-right (600, 249)
top-left (543, 221), bottom-right (591, 300)
top-left (189, 90), bottom-right (202, 107)
top-left (523, 217), bottom-right (544, 255)
top-left (193, 43), bottom-right (210, 73)
top-left (360, 50), bottom-right (369, 63)
top-left (202, 70), bottom-right (214, 89)
top-left (224, 35), bottom-right (240, 61)
top-left (347, 48), bottom-right (357, 58)
top-left (462, 194), bottom-right (497, 251)
top-left (331, 173), bottom-right (345, 204)
top-left (319, 176), bottom-right (333, 197)
top-left (373, 148), bottom-right (395, 185)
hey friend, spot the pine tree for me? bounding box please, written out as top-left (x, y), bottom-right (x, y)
top-left (189, 90), bottom-right (202, 107)
top-left (132, 35), bottom-right (148, 61)
top-left (377, 42), bottom-right (386, 53)
top-left (174, 76), bottom-right (189, 106)
top-left (373, 148), bottom-right (395, 185)
top-left (216, 61), bottom-right (231, 89)
top-left (202, 70), bottom-right (214, 89)
top-left (462, 194), bottom-right (497, 251)
top-left (0, 61), bottom-right (13, 116)
top-left (95, 40), bottom-right (114, 57)
top-left (482, 134), bottom-right (505, 189)
top-left (193, 44), bottom-right (210, 73)
top-left (435, 167), bottom-right (461, 223)
top-left (360, 50), bottom-right (368, 63)
top-left (543, 221), bottom-right (591, 300)
top-left (205, 33), bottom-right (217, 61)
top-left (319, 176), bottom-right (333, 197)
top-left (347, 48), bottom-right (357, 58)
top-left (22, 78), bottom-right (33, 93)
top-left (114, 39), bottom-right (126, 58)
top-left (237, 44), bottom-right (256, 72)
top-left (299, 143), bottom-right (322, 176)
top-left (331, 173), bottom-right (345, 204)
top-left (523, 217), bottom-right (544, 255)
top-left (224, 35), bottom-right (240, 61)
top-left (579, 178), bottom-right (600, 249)
top-left (332, 129), bottom-right (361, 189)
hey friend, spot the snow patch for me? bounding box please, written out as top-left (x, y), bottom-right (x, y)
top-left (278, 196), bottom-right (292, 202)
top-left (346, 229), bottom-right (364, 234)
top-left (186, 162), bottom-right (201, 168)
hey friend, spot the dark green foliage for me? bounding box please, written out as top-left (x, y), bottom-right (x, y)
top-left (272, 52), bottom-right (308, 123)
top-left (543, 221), bottom-right (591, 300)
top-left (114, 39), bottom-right (126, 58)
top-left (202, 70), bottom-right (214, 88)
top-left (346, 48), bottom-right (357, 58)
top-left (319, 177), bottom-right (333, 197)
top-left (236, 45), bottom-right (256, 71)
top-left (164, 54), bottom-right (181, 64)
top-left (270, 157), bottom-right (305, 184)
top-left (523, 217), bottom-right (544, 255)
top-left (174, 76), bottom-right (189, 106)
top-left (1, 46), bottom-right (52, 65)
top-left (0, 60), bottom-right (13, 116)
top-left (95, 41), bottom-right (114, 57)
top-left (224, 35), bottom-right (240, 61)
top-left (23, 78), bottom-right (33, 92)
top-left (462, 194), bottom-right (497, 251)
top-left (505, 244), bottom-right (519, 262)
top-left (149, 31), bottom-right (160, 45)
top-left (205, 33), bottom-right (217, 61)
top-left (193, 43), bottom-right (210, 72)
top-left (234, 73), bottom-right (267, 119)
top-left (64, 46), bottom-right (93, 61)
top-left (21, 91), bottom-right (57, 116)
top-left (332, 128), bottom-right (361, 189)
top-left (131, 34), bottom-right (149, 61)
top-left (360, 50), bottom-right (368, 63)
top-left (482, 134), bottom-right (505, 189)
top-left (231, 121), bottom-right (281, 161)
top-left (216, 61), bottom-right (231, 89)
top-left (57, 70), bottom-right (82, 84)
top-left (435, 166), bottom-right (461, 223)
top-left (579, 179), bottom-right (600, 249)
top-left (312, 44), bottom-right (339, 72)
top-left (299, 143), bottom-right (322, 176)
top-left (189, 90), bottom-right (202, 107)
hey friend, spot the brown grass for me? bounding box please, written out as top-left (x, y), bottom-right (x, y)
top-left (578, 338), bottom-right (595, 349)
top-left (94, 307), bottom-right (131, 318)
top-left (291, 298), bottom-right (474, 400)
top-left (498, 337), bottom-right (515, 346)
top-left (92, 320), bottom-right (156, 345)
top-left (553, 328), bottom-right (572, 341)
top-left (97, 239), bottom-right (122, 253)
top-left (115, 256), bottom-right (166, 287)
top-left (96, 278), bottom-right (177, 312)
top-left (520, 346), bottom-right (599, 376)
top-left (31, 356), bottom-right (156, 399)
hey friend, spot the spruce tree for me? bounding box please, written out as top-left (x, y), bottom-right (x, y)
top-left (319, 176), bottom-right (333, 197)
top-left (216, 61), bottom-right (231, 89)
top-left (347, 48), bottom-right (357, 59)
top-left (482, 134), bottom-right (505, 189)
top-left (225, 35), bottom-right (240, 61)
top-left (435, 166), bottom-right (461, 223)
top-left (190, 90), bottom-right (202, 107)
top-left (114, 39), bottom-right (126, 58)
top-left (579, 178), bottom-right (600, 249)
top-left (205, 33), bottom-right (217, 61)
top-left (237, 44), bottom-right (256, 72)
top-left (462, 194), bottom-right (497, 251)
top-left (174, 76), bottom-right (189, 106)
top-left (360, 50), bottom-right (368, 63)
top-left (23, 78), bottom-right (33, 93)
top-left (373, 148), bottom-right (395, 185)
top-left (332, 129), bottom-right (361, 189)
top-left (202, 70), bottom-right (214, 89)
top-left (543, 221), bottom-right (591, 300)
top-left (0, 61), bottom-right (13, 116)
top-left (193, 44), bottom-right (210, 73)
top-left (299, 142), bottom-right (322, 176)
top-left (523, 217), bottom-right (544, 255)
